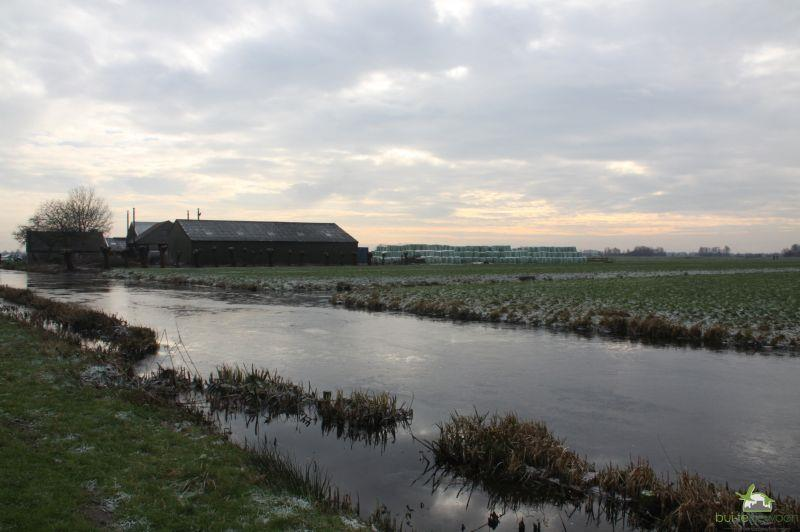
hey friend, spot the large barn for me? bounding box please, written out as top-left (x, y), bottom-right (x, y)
top-left (166, 219), bottom-right (358, 266)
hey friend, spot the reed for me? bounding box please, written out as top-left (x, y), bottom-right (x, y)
top-left (205, 365), bottom-right (413, 437)
top-left (421, 411), bottom-right (590, 493)
top-left (205, 364), bottom-right (312, 416)
top-left (423, 411), bottom-right (800, 529)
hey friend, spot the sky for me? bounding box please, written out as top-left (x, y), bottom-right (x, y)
top-left (1, 0), bottom-right (798, 252)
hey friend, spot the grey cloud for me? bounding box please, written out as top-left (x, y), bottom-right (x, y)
top-left (0, 0), bottom-right (798, 250)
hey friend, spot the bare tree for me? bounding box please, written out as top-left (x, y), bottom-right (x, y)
top-left (13, 186), bottom-right (113, 245)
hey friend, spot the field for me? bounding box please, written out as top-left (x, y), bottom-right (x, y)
top-left (0, 316), bottom-right (367, 531)
top-left (107, 256), bottom-right (800, 291)
top-left (335, 271), bottom-right (800, 349)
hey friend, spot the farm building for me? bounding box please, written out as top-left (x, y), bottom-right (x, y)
top-left (166, 219), bottom-right (358, 266)
top-left (26, 230), bottom-right (107, 265)
top-left (126, 221), bottom-right (159, 247)
top-left (106, 237), bottom-right (128, 252)
top-left (134, 221), bottom-right (173, 251)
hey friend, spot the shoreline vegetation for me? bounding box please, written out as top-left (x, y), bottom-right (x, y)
top-left (0, 290), bottom-right (380, 530)
top-left (421, 411), bottom-right (800, 529)
top-left (99, 258), bottom-right (800, 352)
top-left (2, 289), bottom-right (799, 530)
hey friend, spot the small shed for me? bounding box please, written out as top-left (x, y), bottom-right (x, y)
top-left (26, 231), bottom-right (107, 265)
top-left (167, 219), bottom-right (358, 266)
top-left (105, 237), bottom-right (128, 252)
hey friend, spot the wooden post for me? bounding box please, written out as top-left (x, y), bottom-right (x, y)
top-left (138, 246), bottom-right (148, 268)
top-left (64, 249), bottom-right (75, 271)
top-left (158, 243), bottom-right (167, 268)
top-left (101, 246), bottom-right (110, 270)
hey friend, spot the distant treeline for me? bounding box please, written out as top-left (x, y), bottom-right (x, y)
top-left (595, 243), bottom-right (800, 257)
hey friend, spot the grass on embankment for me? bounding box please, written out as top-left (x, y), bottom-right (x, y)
top-left (335, 271), bottom-right (800, 350)
top-left (0, 317), bottom-right (366, 531)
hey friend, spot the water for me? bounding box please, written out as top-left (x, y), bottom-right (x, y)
top-left (2, 270), bottom-right (799, 530)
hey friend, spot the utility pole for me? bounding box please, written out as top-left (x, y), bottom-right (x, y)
top-left (197, 208), bottom-right (201, 220)
top-left (187, 210), bottom-right (190, 220)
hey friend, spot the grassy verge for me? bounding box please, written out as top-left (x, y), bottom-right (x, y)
top-left (0, 316), bottom-right (369, 531)
top-left (334, 271), bottom-right (800, 350)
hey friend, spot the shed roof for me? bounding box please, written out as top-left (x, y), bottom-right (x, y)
top-left (130, 221), bottom-right (158, 237)
top-left (137, 221), bottom-right (173, 245)
top-left (174, 219), bottom-right (357, 243)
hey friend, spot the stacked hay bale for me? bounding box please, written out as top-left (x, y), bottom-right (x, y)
top-left (373, 244), bottom-right (586, 264)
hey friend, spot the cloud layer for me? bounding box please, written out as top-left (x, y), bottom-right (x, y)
top-left (1, 0), bottom-right (798, 251)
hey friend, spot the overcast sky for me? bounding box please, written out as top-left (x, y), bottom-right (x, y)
top-left (1, 0), bottom-right (798, 251)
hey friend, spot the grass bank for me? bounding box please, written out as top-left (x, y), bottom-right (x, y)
top-left (334, 271), bottom-right (800, 351)
top-left (0, 316), bottom-right (370, 531)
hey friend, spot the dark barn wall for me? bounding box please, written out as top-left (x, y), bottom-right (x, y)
top-left (166, 225), bottom-right (193, 266)
top-left (136, 221), bottom-right (174, 251)
top-left (165, 220), bottom-right (358, 267)
top-left (187, 241), bottom-right (357, 266)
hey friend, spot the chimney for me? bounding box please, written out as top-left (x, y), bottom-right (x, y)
top-left (132, 207), bottom-right (136, 225)
top-left (126, 210), bottom-right (130, 229)
top-left (197, 208), bottom-right (201, 221)
top-left (187, 210), bottom-right (190, 220)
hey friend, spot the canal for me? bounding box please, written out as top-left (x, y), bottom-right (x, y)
top-left (2, 270), bottom-right (798, 530)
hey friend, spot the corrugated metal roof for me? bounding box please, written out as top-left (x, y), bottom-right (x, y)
top-left (131, 221), bottom-right (158, 237)
top-left (175, 219), bottom-right (357, 243)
